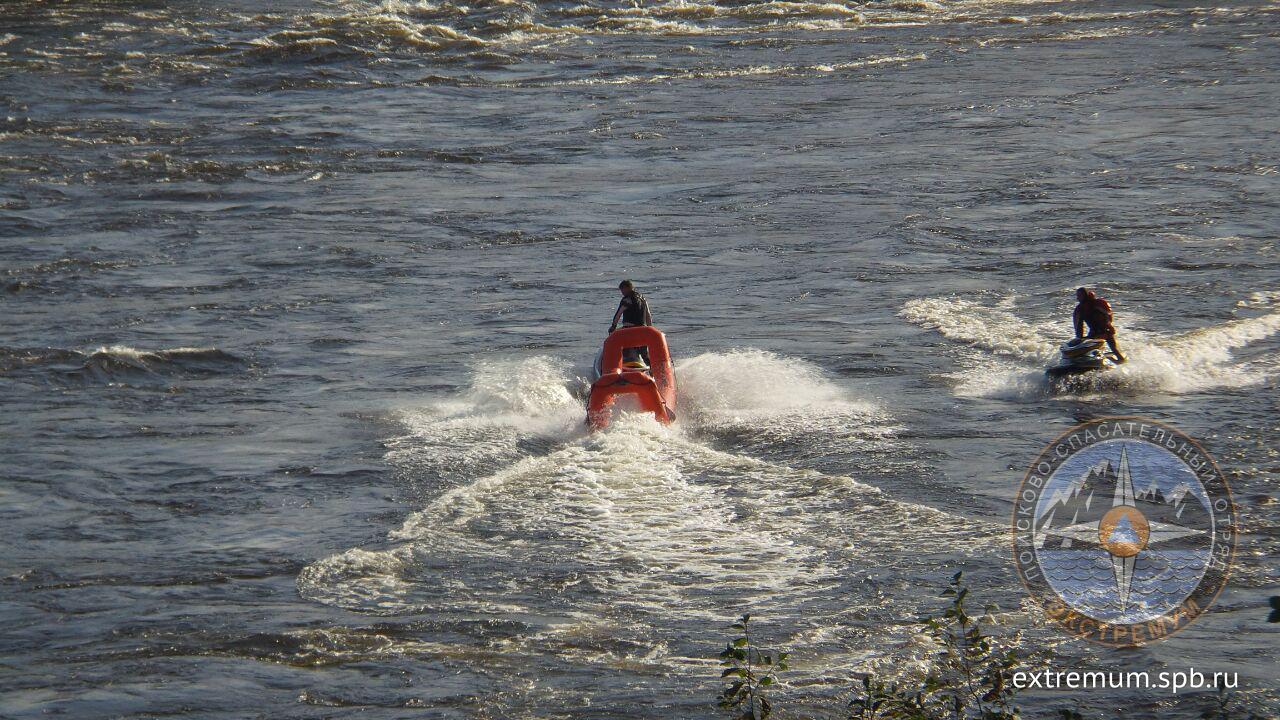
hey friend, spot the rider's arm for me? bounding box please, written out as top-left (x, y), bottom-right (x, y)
top-left (642, 298), bottom-right (653, 326)
top-left (1073, 305), bottom-right (1084, 338)
top-left (609, 301), bottom-right (624, 332)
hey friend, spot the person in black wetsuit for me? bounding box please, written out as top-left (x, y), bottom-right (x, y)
top-left (609, 279), bottom-right (652, 333)
top-left (1073, 287), bottom-right (1126, 363)
top-left (609, 280), bottom-right (653, 365)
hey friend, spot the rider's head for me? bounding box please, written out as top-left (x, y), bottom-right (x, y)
top-left (619, 279), bottom-right (635, 295)
top-left (1076, 287), bottom-right (1093, 302)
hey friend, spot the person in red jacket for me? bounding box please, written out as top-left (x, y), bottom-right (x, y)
top-left (1073, 287), bottom-right (1126, 363)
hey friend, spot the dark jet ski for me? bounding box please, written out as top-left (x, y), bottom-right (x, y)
top-left (1046, 337), bottom-right (1117, 378)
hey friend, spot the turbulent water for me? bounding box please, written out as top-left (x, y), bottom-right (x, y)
top-left (2, 0), bottom-right (1279, 717)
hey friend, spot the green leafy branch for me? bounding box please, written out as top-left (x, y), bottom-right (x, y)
top-left (850, 572), bottom-right (1020, 720)
top-left (719, 614), bottom-right (789, 720)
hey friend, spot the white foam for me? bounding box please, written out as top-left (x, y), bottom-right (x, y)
top-left (384, 355), bottom-right (584, 480)
top-left (901, 296), bottom-right (1061, 361)
top-left (300, 351), bottom-right (987, 623)
top-left (676, 350), bottom-right (899, 458)
top-left (1237, 290), bottom-right (1280, 308)
top-left (679, 349), bottom-right (858, 416)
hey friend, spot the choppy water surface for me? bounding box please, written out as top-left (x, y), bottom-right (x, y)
top-left (2, 0), bottom-right (1278, 717)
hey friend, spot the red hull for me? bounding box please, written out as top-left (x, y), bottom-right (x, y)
top-left (587, 326), bottom-right (676, 430)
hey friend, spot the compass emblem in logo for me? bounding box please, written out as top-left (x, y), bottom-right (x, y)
top-left (1012, 418), bottom-right (1236, 646)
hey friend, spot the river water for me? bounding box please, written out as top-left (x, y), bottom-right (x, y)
top-left (2, 0), bottom-right (1278, 717)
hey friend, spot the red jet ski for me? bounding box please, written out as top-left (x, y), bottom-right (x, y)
top-left (587, 326), bottom-right (677, 430)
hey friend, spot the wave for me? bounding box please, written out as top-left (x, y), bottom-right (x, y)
top-left (237, 13), bottom-right (488, 64)
top-left (552, 52), bottom-right (926, 86)
top-left (901, 293), bottom-right (1280, 398)
top-left (4, 256), bottom-right (137, 293)
top-left (0, 345), bottom-right (246, 385)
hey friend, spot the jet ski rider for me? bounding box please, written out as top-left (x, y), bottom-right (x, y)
top-left (1073, 287), bottom-right (1126, 363)
top-left (609, 280), bottom-right (653, 366)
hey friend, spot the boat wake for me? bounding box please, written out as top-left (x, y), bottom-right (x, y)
top-left (901, 294), bottom-right (1280, 399)
top-left (298, 350), bottom-right (996, 680)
